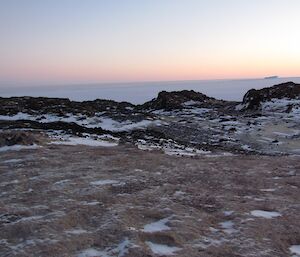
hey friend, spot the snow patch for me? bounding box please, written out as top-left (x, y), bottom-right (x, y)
top-left (0, 112), bottom-right (161, 132)
top-left (14, 215), bottom-right (44, 223)
top-left (97, 117), bottom-right (159, 131)
top-left (164, 148), bottom-right (210, 157)
top-left (290, 245), bottom-right (300, 256)
top-left (235, 103), bottom-right (244, 111)
top-left (250, 210), bottom-right (281, 219)
top-left (136, 138), bottom-right (210, 157)
top-left (223, 211), bottom-right (234, 216)
top-left (77, 238), bottom-right (132, 257)
top-left (0, 144), bottom-right (40, 152)
top-left (146, 241), bottom-right (181, 256)
top-left (260, 188), bottom-right (276, 192)
top-left (143, 217), bottom-right (172, 232)
top-left (182, 100), bottom-right (199, 106)
top-left (50, 136), bottom-right (118, 147)
top-left (2, 159), bottom-right (23, 163)
top-left (77, 248), bottom-right (108, 257)
top-left (262, 98), bottom-right (300, 114)
top-left (241, 144), bottom-right (253, 151)
top-left (219, 221), bottom-right (237, 234)
top-left (0, 112), bottom-right (33, 121)
top-left (90, 179), bottom-right (119, 186)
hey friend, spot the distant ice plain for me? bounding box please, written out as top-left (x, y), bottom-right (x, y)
top-left (1, 77), bottom-right (300, 104)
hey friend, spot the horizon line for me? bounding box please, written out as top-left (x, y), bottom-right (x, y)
top-left (2, 75), bottom-right (300, 88)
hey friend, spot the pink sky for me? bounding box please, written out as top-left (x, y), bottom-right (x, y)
top-left (0, 0), bottom-right (299, 85)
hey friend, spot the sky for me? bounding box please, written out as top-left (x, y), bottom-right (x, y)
top-left (0, 0), bottom-right (299, 85)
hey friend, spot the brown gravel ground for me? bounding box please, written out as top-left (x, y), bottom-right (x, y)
top-left (0, 142), bottom-right (299, 257)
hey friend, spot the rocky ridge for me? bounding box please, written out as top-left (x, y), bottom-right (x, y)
top-left (1, 82), bottom-right (300, 156)
top-left (0, 96), bottom-right (134, 116)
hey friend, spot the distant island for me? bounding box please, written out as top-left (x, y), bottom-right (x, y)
top-left (264, 76), bottom-right (279, 79)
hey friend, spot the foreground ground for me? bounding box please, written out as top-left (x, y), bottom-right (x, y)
top-left (0, 143), bottom-right (299, 257)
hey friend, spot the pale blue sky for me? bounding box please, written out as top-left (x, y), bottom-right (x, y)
top-left (0, 0), bottom-right (299, 85)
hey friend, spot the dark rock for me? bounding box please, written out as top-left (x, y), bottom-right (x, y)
top-left (0, 131), bottom-right (42, 147)
top-left (241, 82), bottom-right (300, 110)
top-left (0, 120), bottom-right (124, 138)
top-left (0, 96), bottom-right (135, 116)
top-left (0, 213), bottom-right (23, 224)
top-left (139, 90), bottom-right (222, 110)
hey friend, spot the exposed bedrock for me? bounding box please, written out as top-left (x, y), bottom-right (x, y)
top-left (241, 82), bottom-right (300, 111)
top-left (139, 90), bottom-right (225, 110)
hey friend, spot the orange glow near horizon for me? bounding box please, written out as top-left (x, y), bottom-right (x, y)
top-left (2, 56), bottom-right (299, 84)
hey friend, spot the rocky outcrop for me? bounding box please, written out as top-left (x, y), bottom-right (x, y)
top-left (139, 90), bottom-right (224, 110)
top-left (0, 90), bottom-right (234, 117)
top-left (1, 84), bottom-right (300, 155)
top-left (241, 82), bottom-right (300, 110)
top-left (0, 96), bottom-right (134, 116)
